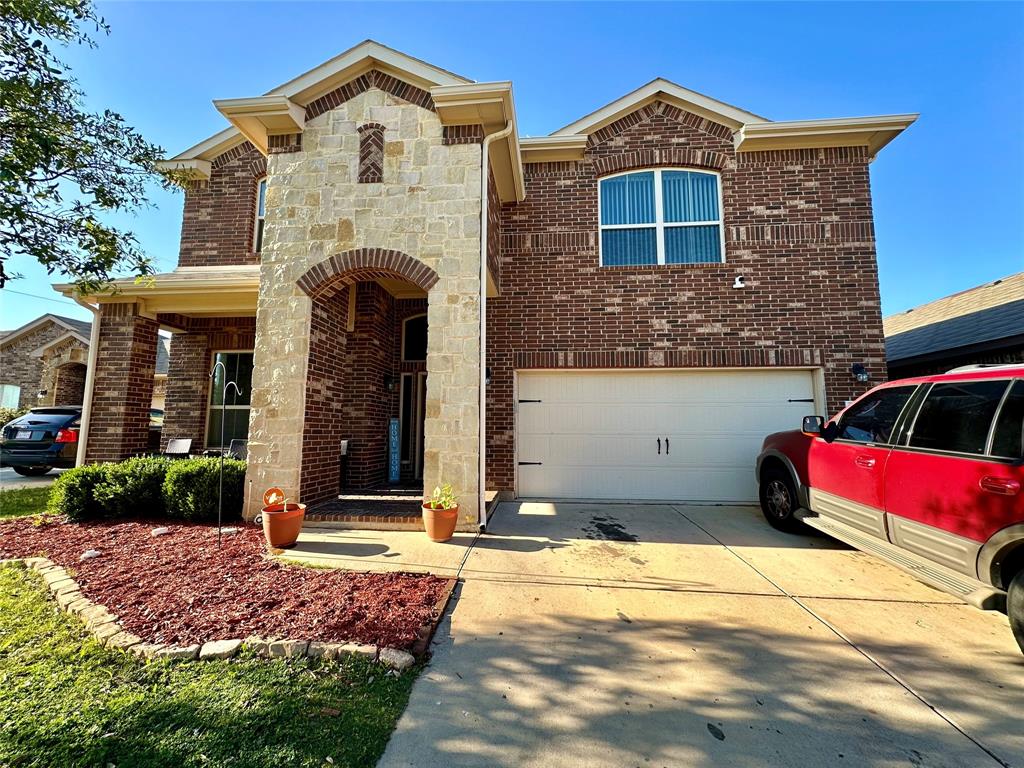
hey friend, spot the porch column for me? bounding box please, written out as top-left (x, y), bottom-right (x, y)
top-left (160, 330), bottom-right (211, 451)
top-left (84, 302), bottom-right (158, 462)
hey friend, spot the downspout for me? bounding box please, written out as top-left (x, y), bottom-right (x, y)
top-left (479, 121), bottom-right (513, 531)
top-left (72, 297), bottom-right (101, 467)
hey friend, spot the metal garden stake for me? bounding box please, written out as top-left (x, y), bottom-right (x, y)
top-left (210, 360), bottom-right (243, 547)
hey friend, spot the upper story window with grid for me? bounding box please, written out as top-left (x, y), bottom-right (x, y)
top-left (599, 168), bottom-right (724, 266)
top-left (254, 178), bottom-right (267, 253)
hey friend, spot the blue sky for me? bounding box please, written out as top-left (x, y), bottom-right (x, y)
top-left (2, 1), bottom-right (1022, 329)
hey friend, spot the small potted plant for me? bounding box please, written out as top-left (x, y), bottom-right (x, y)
top-left (261, 487), bottom-right (306, 548)
top-left (422, 483), bottom-right (459, 542)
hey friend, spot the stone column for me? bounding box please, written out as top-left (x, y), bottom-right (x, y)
top-left (85, 302), bottom-right (158, 462)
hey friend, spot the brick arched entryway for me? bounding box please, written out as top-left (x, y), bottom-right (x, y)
top-left (296, 249), bottom-right (439, 507)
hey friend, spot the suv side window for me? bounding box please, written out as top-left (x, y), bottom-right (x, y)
top-left (837, 386), bottom-right (916, 444)
top-left (991, 380), bottom-right (1024, 459)
top-left (909, 380), bottom-right (1010, 455)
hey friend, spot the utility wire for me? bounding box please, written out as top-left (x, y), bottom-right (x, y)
top-left (0, 288), bottom-right (80, 307)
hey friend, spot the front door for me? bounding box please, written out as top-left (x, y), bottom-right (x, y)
top-left (400, 372), bottom-right (427, 480)
top-left (807, 385), bottom-right (917, 538)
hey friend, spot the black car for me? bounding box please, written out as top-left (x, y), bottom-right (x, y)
top-left (0, 407), bottom-right (82, 476)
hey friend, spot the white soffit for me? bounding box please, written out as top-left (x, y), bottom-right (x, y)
top-left (734, 114), bottom-right (919, 157)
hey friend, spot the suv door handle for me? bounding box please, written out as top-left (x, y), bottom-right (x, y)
top-left (980, 476), bottom-right (1021, 496)
top-left (854, 455), bottom-right (876, 469)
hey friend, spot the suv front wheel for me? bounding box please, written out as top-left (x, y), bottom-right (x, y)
top-left (1009, 569), bottom-right (1024, 655)
top-left (759, 466), bottom-right (803, 532)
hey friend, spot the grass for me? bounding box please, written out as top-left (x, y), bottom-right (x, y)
top-left (0, 486), bottom-right (51, 519)
top-left (0, 564), bottom-right (418, 768)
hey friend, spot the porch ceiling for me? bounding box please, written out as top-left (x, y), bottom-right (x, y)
top-left (53, 266), bottom-right (259, 319)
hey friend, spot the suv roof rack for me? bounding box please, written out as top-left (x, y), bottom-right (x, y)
top-left (945, 363), bottom-right (1024, 373)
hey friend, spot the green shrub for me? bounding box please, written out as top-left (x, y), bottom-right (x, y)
top-left (0, 406), bottom-right (29, 427)
top-left (93, 457), bottom-right (170, 518)
top-left (163, 458), bottom-right (246, 522)
top-left (49, 457), bottom-right (246, 522)
top-left (48, 464), bottom-right (111, 521)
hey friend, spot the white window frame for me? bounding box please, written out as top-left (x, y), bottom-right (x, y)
top-left (597, 167), bottom-right (725, 266)
top-left (205, 350), bottom-right (254, 449)
top-left (253, 177), bottom-right (267, 253)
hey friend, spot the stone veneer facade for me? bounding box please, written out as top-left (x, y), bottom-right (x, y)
top-left (244, 87), bottom-right (484, 523)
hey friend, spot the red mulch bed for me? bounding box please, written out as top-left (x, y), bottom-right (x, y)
top-left (0, 517), bottom-right (450, 651)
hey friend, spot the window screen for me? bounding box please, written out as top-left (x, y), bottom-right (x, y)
top-left (909, 380), bottom-right (1009, 455)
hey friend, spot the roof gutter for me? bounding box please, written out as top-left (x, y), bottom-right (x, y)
top-left (71, 297), bottom-right (100, 467)
top-left (478, 120), bottom-right (513, 531)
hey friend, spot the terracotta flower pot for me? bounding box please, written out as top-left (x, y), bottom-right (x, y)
top-left (422, 504), bottom-right (459, 542)
top-left (262, 502), bottom-right (306, 548)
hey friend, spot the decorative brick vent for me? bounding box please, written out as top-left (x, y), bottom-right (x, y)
top-left (357, 123), bottom-right (385, 183)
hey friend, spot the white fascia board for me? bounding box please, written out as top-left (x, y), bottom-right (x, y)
top-left (0, 314), bottom-right (86, 349)
top-left (155, 158), bottom-right (213, 180)
top-left (520, 134), bottom-right (589, 162)
top-left (735, 113), bottom-right (919, 156)
top-left (552, 78), bottom-right (767, 137)
top-left (30, 331), bottom-right (91, 357)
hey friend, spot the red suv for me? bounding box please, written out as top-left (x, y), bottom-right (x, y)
top-left (756, 365), bottom-right (1024, 653)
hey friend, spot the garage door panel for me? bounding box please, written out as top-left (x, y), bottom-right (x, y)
top-left (516, 369), bottom-right (817, 502)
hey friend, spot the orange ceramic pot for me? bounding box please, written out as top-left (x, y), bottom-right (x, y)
top-left (262, 502), bottom-right (306, 548)
top-left (422, 504), bottom-right (459, 542)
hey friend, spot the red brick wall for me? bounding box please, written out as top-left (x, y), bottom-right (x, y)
top-left (160, 317), bottom-right (256, 452)
top-left (178, 142), bottom-right (267, 268)
top-left (486, 101), bottom-right (887, 492)
top-left (86, 303), bottom-right (159, 462)
top-left (301, 288), bottom-right (351, 505)
top-left (53, 363), bottom-right (87, 406)
top-left (299, 282), bottom-right (429, 504)
top-left (486, 166), bottom-right (501, 286)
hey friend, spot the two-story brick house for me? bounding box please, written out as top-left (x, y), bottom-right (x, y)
top-left (55, 41), bottom-right (915, 527)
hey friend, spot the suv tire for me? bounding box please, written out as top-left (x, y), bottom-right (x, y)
top-left (759, 466), bottom-right (803, 533)
top-left (12, 466), bottom-right (51, 477)
top-left (1009, 569), bottom-right (1024, 655)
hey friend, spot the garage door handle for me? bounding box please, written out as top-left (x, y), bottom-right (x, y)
top-left (980, 476), bottom-right (1020, 496)
top-left (854, 455), bottom-right (875, 468)
top-left (657, 438), bottom-right (661, 455)
top-left (665, 437), bottom-right (669, 455)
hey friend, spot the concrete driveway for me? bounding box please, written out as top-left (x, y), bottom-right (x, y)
top-left (0, 466), bottom-right (66, 490)
top-left (379, 501), bottom-right (1024, 768)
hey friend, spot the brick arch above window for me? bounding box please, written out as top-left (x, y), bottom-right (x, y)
top-left (296, 248), bottom-right (439, 300)
top-left (357, 123), bottom-right (385, 183)
top-left (591, 148), bottom-right (728, 178)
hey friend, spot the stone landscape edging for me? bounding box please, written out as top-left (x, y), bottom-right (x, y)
top-left (2, 556), bottom-right (416, 671)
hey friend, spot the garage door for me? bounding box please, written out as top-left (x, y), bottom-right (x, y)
top-left (516, 369), bottom-right (818, 502)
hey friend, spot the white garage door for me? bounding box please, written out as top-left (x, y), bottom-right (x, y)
top-left (516, 369), bottom-right (818, 502)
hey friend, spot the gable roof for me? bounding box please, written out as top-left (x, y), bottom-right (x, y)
top-left (0, 314), bottom-right (92, 349)
top-left (165, 39), bottom-right (472, 166)
top-left (885, 299), bottom-right (1024, 364)
top-left (552, 77), bottom-right (768, 137)
top-left (884, 272), bottom-right (1024, 337)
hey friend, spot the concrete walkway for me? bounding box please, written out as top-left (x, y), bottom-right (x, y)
top-left (0, 467), bottom-right (67, 490)
top-left (378, 501), bottom-right (1024, 768)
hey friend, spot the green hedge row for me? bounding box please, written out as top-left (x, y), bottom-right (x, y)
top-left (48, 457), bottom-right (247, 522)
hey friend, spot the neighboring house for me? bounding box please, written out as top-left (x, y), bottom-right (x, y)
top-left (0, 314), bottom-right (169, 412)
top-left (884, 272), bottom-right (1024, 379)
top-left (53, 40), bottom-right (916, 525)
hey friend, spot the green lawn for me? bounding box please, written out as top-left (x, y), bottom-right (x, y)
top-left (0, 486), bottom-right (51, 519)
top-left (0, 564), bottom-right (417, 768)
